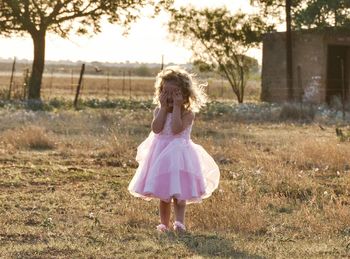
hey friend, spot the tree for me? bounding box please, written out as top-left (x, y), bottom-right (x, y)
top-left (294, 0), bottom-right (350, 29)
top-left (250, 0), bottom-right (302, 22)
top-left (0, 0), bottom-right (172, 100)
top-left (135, 64), bottom-right (152, 77)
top-left (251, 0), bottom-right (350, 29)
top-left (168, 7), bottom-right (271, 103)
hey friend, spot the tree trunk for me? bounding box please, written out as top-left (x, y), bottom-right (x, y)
top-left (28, 31), bottom-right (46, 100)
top-left (239, 60), bottom-right (245, 104)
top-left (286, 0), bottom-right (293, 101)
top-left (238, 92), bottom-right (243, 103)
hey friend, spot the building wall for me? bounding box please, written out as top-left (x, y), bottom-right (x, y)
top-left (348, 49), bottom-right (350, 101)
top-left (261, 31), bottom-right (325, 103)
top-left (261, 33), bottom-right (288, 102)
top-left (293, 32), bottom-right (325, 103)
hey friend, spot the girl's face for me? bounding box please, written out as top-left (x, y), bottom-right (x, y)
top-left (162, 81), bottom-right (181, 108)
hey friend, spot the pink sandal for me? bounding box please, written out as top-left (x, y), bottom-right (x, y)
top-left (173, 221), bottom-right (186, 233)
top-left (156, 224), bottom-right (169, 232)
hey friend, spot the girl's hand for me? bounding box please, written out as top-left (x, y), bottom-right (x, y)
top-left (159, 91), bottom-right (168, 109)
top-left (172, 89), bottom-right (183, 107)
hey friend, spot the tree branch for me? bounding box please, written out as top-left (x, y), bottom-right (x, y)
top-left (31, 0), bottom-right (44, 24)
top-left (55, 4), bottom-right (101, 24)
top-left (5, 0), bottom-right (37, 34)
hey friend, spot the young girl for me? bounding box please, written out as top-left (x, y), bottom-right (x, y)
top-left (128, 66), bottom-right (220, 232)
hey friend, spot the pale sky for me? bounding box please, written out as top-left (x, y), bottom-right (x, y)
top-left (0, 0), bottom-right (267, 64)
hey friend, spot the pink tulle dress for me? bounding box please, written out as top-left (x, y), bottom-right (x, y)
top-left (128, 112), bottom-right (220, 204)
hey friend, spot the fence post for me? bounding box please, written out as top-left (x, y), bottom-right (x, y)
top-left (49, 69), bottom-right (54, 99)
top-left (71, 69), bottom-right (74, 95)
top-left (122, 70), bottom-right (125, 96)
top-left (207, 81), bottom-right (210, 97)
top-left (74, 63), bottom-right (85, 109)
top-left (23, 68), bottom-right (29, 100)
top-left (106, 69), bottom-right (110, 99)
top-left (8, 57), bottom-right (16, 100)
top-left (221, 77), bottom-right (224, 98)
top-left (161, 55), bottom-right (164, 71)
top-left (128, 70), bottom-right (131, 99)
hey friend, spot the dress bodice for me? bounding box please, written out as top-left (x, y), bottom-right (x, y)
top-left (158, 112), bottom-right (192, 139)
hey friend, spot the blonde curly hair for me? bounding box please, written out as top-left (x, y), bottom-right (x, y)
top-left (153, 66), bottom-right (208, 113)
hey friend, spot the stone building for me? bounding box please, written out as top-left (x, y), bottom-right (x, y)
top-left (261, 29), bottom-right (350, 104)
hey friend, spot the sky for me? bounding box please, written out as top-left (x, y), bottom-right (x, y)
top-left (0, 0), bottom-right (269, 65)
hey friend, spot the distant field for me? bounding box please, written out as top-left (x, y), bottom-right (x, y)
top-left (0, 72), bottom-right (261, 101)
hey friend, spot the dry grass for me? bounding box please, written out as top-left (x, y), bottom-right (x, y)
top-left (0, 104), bottom-right (349, 258)
top-left (287, 139), bottom-right (350, 171)
top-left (1, 125), bottom-right (56, 150)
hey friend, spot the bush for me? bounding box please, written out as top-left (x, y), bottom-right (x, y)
top-left (2, 125), bottom-right (56, 150)
top-left (279, 102), bottom-right (315, 121)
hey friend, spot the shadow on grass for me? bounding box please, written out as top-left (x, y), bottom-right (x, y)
top-left (163, 231), bottom-right (263, 258)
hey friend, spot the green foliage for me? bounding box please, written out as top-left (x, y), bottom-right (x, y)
top-left (251, 0), bottom-right (350, 29)
top-left (82, 98), bottom-right (153, 110)
top-left (294, 0), bottom-right (350, 29)
top-left (168, 7), bottom-right (271, 103)
top-left (48, 97), bottom-right (68, 109)
top-left (251, 0), bottom-right (303, 24)
top-left (279, 103), bottom-right (316, 122)
top-left (26, 99), bottom-right (51, 111)
top-left (0, 98), bottom-right (155, 111)
top-left (134, 64), bottom-right (152, 77)
top-left (192, 60), bottom-right (216, 73)
top-left (0, 0), bottom-right (174, 38)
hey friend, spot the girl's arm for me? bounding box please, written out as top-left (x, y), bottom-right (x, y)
top-left (151, 107), bottom-right (167, 133)
top-left (151, 91), bottom-right (168, 134)
top-left (172, 106), bottom-right (194, 134)
top-left (171, 89), bottom-right (194, 134)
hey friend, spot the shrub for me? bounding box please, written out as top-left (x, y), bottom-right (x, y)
top-left (1, 125), bottom-right (56, 150)
top-left (279, 102), bottom-right (315, 121)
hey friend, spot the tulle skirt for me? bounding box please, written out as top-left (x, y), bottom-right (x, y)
top-left (128, 132), bottom-right (220, 204)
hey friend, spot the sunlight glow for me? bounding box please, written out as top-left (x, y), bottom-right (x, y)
top-left (0, 0), bottom-right (265, 64)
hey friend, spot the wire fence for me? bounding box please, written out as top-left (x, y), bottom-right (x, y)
top-left (2, 66), bottom-right (349, 105)
top-left (0, 69), bottom-right (261, 102)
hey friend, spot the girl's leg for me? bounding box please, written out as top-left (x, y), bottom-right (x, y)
top-left (159, 200), bottom-right (171, 227)
top-left (173, 198), bottom-right (186, 224)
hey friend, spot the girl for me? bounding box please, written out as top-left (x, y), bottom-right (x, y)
top-left (128, 66), bottom-right (220, 233)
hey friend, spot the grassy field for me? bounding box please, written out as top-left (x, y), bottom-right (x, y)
top-left (0, 73), bottom-right (261, 101)
top-left (0, 99), bottom-right (349, 258)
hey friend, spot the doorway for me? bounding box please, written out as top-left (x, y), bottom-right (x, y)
top-left (326, 45), bottom-right (350, 105)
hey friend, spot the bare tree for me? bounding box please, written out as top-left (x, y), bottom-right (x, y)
top-left (168, 7), bottom-right (271, 103)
